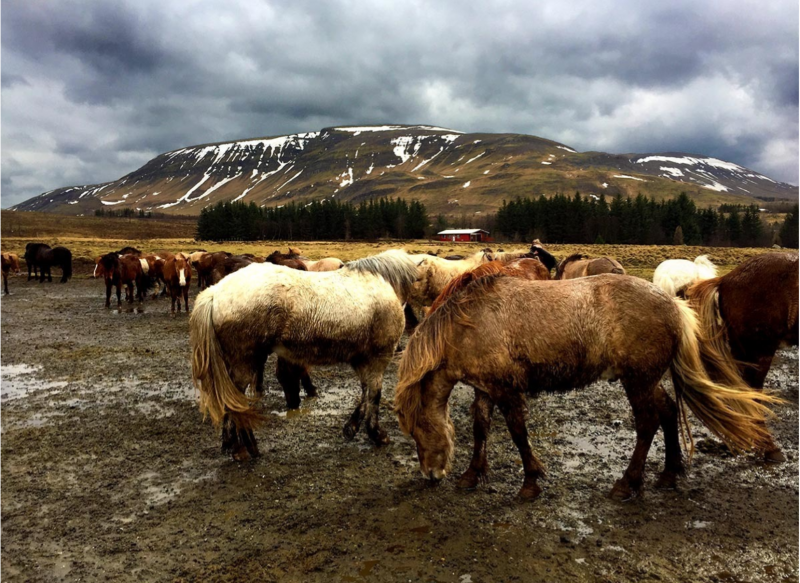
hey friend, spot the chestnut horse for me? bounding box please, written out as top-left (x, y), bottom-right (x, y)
top-left (394, 274), bottom-right (778, 501)
top-left (2, 253), bottom-right (21, 295)
top-left (163, 253), bottom-right (192, 315)
top-left (190, 250), bottom-right (419, 461)
top-left (96, 253), bottom-right (148, 307)
top-left (208, 255), bottom-right (255, 286)
top-left (265, 250), bottom-right (308, 271)
top-left (192, 251), bottom-right (231, 289)
top-left (555, 254), bottom-right (625, 279)
top-left (686, 253), bottom-right (798, 461)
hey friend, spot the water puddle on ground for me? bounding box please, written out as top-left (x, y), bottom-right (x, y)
top-left (1, 364), bottom-right (68, 402)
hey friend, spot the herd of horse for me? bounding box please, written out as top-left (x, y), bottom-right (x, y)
top-left (3, 239), bottom-right (797, 501)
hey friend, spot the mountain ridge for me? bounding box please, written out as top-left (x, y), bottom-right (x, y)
top-left (12, 125), bottom-right (798, 216)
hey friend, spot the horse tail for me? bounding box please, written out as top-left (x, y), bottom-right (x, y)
top-left (53, 247), bottom-right (72, 281)
top-left (190, 291), bottom-right (261, 431)
top-left (669, 299), bottom-right (779, 457)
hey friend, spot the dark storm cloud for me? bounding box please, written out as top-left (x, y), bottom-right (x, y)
top-left (2, 0), bottom-right (797, 207)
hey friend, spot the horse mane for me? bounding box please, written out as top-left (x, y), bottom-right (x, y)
top-left (100, 252), bottom-right (120, 272)
top-left (428, 261), bottom-right (508, 314)
top-left (693, 255), bottom-right (718, 279)
top-left (344, 250), bottom-right (419, 302)
top-left (395, 271), bottom-right (505, 435)
top-left (116, 246), bottom-right (141, 256)
top-left (554, 253), bottom-right (587, 279)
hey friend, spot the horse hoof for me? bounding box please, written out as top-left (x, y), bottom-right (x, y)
top-left (342, 423), bottom-right (358, 441)
top-left (304, 387), bottom-right (319, 398)
top-left (608, 480), bottom-right (638, 502)
top-left (765, 448), bottom-right (786, 464)
top-left (516, 482), bottom-right (542, 501)
top-left (231, 447), bottom-right (251, 462)
top-left (456, 470), bottom-right (481, 490)
top-left (368, 429), bottom-right (390, 446)
top-left (654, 472), bottom-right (678, 490)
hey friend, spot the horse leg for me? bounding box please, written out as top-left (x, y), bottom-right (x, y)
top-left (350, 357), bottom-right (391, 446)
top-left (300, 366), bottom-right (318, 397)
top-left (182, 285), bottom-right (190, 312)
top-left (105, 280), bottom-right (112, 308)
top-left (610, 380), bottom-right (660, 501)
top-left (3, 272), bottom-right (8, 295)
top-left (496, 391), bottom-right (545, 501)
top-left (275, 357), bottom-right (302, 410)
top-left (457, 389), bottom-right (495, 490)
top-left (170, 294), bottom-right (176, 316)
top-left (652, 383), bottom-right (684, 490)
top-left (222, 360), bottom-right (262, 461)
top-left (116, 283), bottom-right (122, 308)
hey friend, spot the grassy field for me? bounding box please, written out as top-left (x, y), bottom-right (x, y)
top-left (1, 210), bottom-right (197, 240)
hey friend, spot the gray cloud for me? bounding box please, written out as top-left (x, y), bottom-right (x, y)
top-left (2, 0), bottom-right (797, 208)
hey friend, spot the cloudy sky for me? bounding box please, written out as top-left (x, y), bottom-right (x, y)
top-left (2, 0), bottom-right (798, 207)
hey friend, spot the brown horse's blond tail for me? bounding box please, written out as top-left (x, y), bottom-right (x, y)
top-left (670, 299), bottom-right (780, 457)
top-left (190, 291), bottom-right (261, 432)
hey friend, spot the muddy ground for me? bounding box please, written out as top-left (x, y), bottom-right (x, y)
top-left (1, 273), bottom-right (798, 583)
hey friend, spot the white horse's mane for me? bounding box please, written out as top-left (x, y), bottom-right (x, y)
top-left (345, 250), bottom-right (419, 302)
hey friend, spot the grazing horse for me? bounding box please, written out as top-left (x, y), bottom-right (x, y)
top-left (394, 274), bottom-right (778, 501)
top-left (653, 255), bottom-right (717, 297)
top-left (686, 253), bottom-right (798, 461)
top-left (555, 254), bottom-right (625, 279)
top-left (35, 246), bottom-right (73, 283)
top-left (163, 253), bottom-right (192, 315)
top-left (2, 253), bottom-right (21, 295)
top-left (190, 250), bottom-right (419, 461)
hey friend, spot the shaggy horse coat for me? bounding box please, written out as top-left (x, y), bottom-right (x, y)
top-left (192, 252), bottom-right (232, 289)
top-left (686, 253), bottom-right (798, 460)
top-left (265, 250), bottom-right (309, 271)
top-left (394, 274), bottom-right (778, 501)
top-left (191, 250), bottom-right (419, 461)
top-left (555, 254), bottom-right (625, 279)
top-left (653, 255), bottom-right (717, 297)
top-left (24, 243), bottom-right (48, 280)
top-left (163, 253), bottom-right (192, 315)
top-left (2, 252), bottom-right (20, 295)
top-left (33, 246), bottom-right (73, 283)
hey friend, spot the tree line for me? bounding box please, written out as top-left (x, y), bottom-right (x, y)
top-left (495, 193), bottom-right (798, 248)
top-left (196, 197), bottom-right (428, 241)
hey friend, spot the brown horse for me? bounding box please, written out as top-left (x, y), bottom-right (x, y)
top-left (686, 252), bottom-right (798, 462)
top-left (394, 274), bottom-right (778, 501)
top-left (208, 255), bottom-right (255, 285)
top-left (96, 253), bottom-right (148, 307)
top-left (163, 253), bottom-right (192, 315)
top-left (265, 250), bottom-right (308, 271)
top-left (555, 254), bottom-right (625, 279)
top-left (192, 252), bottom-right (231, 289)
top-left (2, 253), bottom-right (20, 295)
top-left (267, 248), bottom-right (342, 271)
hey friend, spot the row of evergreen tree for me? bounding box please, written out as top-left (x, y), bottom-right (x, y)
top-left (495, 193), bottom-right (798, 248)
top-left (196, 198), bottom-right (428, 241)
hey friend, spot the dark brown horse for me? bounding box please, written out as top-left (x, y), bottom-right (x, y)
top-left (265, 250), bottom-right (310, 271)
top-left (686, 252), bottom-right (798, 462)
top-left (24, 243), bottom-right (49, 281)
top-left (208, 255), bottom-right (255, 286)
top-left (555, 254), bottom-right (625, 279)
top-left (34, 246), bottom-right (73, 283)
top-left (96, 253), bottom-right (148, 307)
top-left (394, 274), bottom-right (778, 501)
top-left (192, 251), bottom-right (231, 289)
top-left (163, 253), bottom-right (192, 315)
top-left (2, 253), bottom-right (21, 295)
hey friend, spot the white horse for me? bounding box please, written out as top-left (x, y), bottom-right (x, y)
top-left (190, 249), bottom-right (419, 460)
top-left (653, 255), bottom-right (718, 297)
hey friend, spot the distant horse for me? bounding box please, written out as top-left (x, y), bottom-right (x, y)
top-left (394, 274), bottom-right (778, 501)
top-left (163, 253), bottom-right (192, 315)
top-left (142, 254), bottom-right (170, 298)
top-left (116, 246), bottom-right (142, 257)
top-left (24, 243), bottom-right (49, 280)
top-left (529, 239), bottom-right (558, 273)
top-left (2, 253), bottom-right (21, 295)
top-left (96, 253), bottom-right (148, 307)
top-left (190, 250), bottom-right (419, 461)
top-left (208, 255), bottom-right (255, 286)
top-left (653, 255), bottom-right (717, 297)
top-left (35, 246), bottom-right (72, 283)
top-left (409, 250), bottom-right (493, 309)
top-left (265, 250), bottom-right (309, 271)
top-left (686, 253), bottom-right (798, 462)
top-left (555, 254), bottom-right (625, 279)
top-left (192, 252), bottom-right (232, 289)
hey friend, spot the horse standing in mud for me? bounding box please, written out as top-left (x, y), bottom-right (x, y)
top-left (163, 253), bottom-right (192, 315)
top-left (555, 254), bottom-right (625, 279)
top-left (653, 255), bottom-right (717, 297)
top-left (686, 253), bottom-right (798, 461)
top-left (394, 273), bottom-right (779, 501)
top-left (190, 250), bottom-right (419, 461)
top-left (34, 246), bottom-right (73, 283)
top-left (2, 253), bottom-right (21, 295)
top-left (191, 251), bottom-right (231, 289)
top-left (96, 253), bottom-right (149, 308)
top-left (24, 243), bottom-right (47, 280)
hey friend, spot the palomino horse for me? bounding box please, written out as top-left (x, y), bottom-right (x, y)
top-left (653, 255), bottom-right (717, 297)
top-left (2, 253), bottom-right (21, 295)
top-left (686, 252), bottom-right (798, 462)
top-left (394, 273), bottom-right (778, 501)
top-left (163, 253), bottom-right (192, 315)
top-left (555, 254), bottom-right (625, 279)
top-left (190, 250), bottom-right (419, 461)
